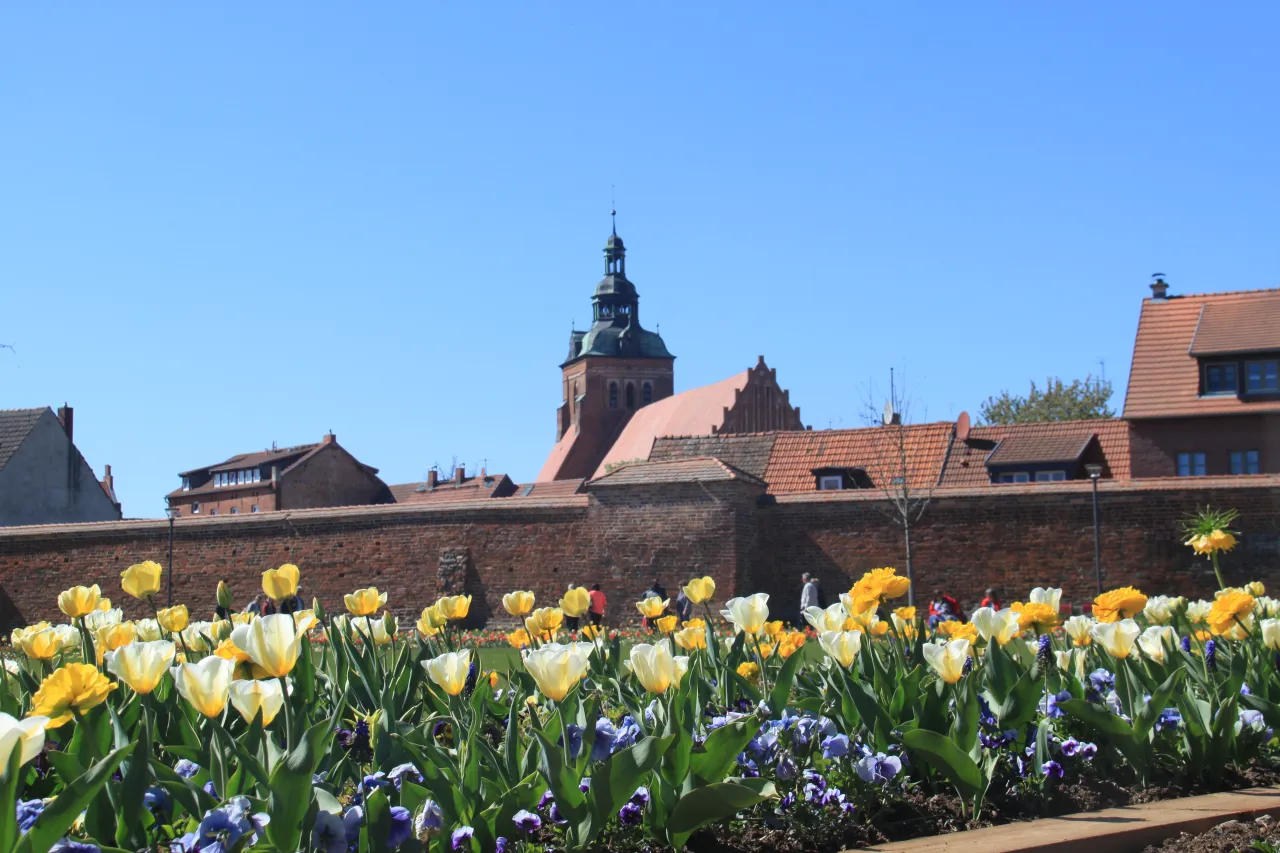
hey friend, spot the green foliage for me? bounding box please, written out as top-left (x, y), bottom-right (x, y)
top-left (979, 375), bottom-right (1114, 424)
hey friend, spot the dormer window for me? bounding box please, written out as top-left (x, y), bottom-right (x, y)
top-left (818, 475), bottom-right (843, 491)
top-left (811, 467), bottom-right (869, 490)
top-left (1245, 359), bottom-right (1279, 394)
top-left (1204, 363), bottom-right (1238, 394)
top-left (181, 476), bottom-right (190, 491)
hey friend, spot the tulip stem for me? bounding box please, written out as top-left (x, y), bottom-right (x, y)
top-left (278, 675), bottom-right (293, 750)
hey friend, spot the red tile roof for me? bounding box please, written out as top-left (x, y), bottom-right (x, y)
top-left (179, 444), bottom-right (320, 477)
top-left (1123, 288), bottom-right (1280, 418)
top-left (940, 419), bottom-right (1131, 487)
top-left (588, 456), bottom-right (767, 487)
top-left (389, 473), bottom-right (515, 504)
top-left (763, 423), bottom-right (954, 494)
top-left (650, 433), bottom-right (778, 479)
top-left (593, 372), bottom-right (750, 478)
top-left (511, 479), bottom-right (586, 498)
top-left (535, 430), bottom-right (579, 483)
top-left (1189, 297), bottom-right (1280, 356)
top-left (987, 432), bottom-right (1094, 466)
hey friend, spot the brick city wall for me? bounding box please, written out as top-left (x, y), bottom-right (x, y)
top-left (1, 478), bottom-right (1277, 631)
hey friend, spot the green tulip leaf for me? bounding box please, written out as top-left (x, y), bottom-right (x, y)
top-left (15, 744), bottom-right (134, 853)
top-left (902, 728), bottom-right (983, 799)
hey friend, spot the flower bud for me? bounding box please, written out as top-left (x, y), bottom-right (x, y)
top-left (312, 597), bottom-right (327, 622)
top-left (217, 581), bottom-right (233, 611)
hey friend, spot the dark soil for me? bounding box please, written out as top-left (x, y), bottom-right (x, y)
top-left (1143, 815), bottom-right (1280, 853)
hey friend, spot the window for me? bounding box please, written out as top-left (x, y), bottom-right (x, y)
top-left (210, 508), bottom-right (218, 516)
top-left (1034, 470), bottom-right (1067, 482)
top-left (642, 382), bottom-right (653, 405)
top-left (191, 502), bottom-right (200, 514)
top-left (253, 469), bottom-right (261, 483)
top-left (251, 505), bottom-right (260, 513)
top-left (230, 507), bottom-right (239, 514)
top-left (625, 383), bottom-right (635, 409)
top-left (609, 382), bottom-right (618, 409)
top-left (1230, 450), bottom-right (1260, 475)
top-left (1205, 363), bottom-right (1238, 394)
top-left (1177, 452), bottom-right (1207, 477)
top-left (237, 470), bottom-right (245, 485)
top-left (998, 472), bottom-right (1031, 484)
top-left (181, 476), bottom-right (190, 491)
top-left (1246, 359), bottom-right (1279, 393)
top-left (818, 475), bottom-right (844, 491)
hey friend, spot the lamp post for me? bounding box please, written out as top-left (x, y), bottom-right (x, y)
top-left (1085, 464), bottom-right (1103, 595)
top-left (166, 507), bottom-right (179, 606)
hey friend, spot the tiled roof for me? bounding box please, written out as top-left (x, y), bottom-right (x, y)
top-left (940, 419), bottom-right (1131, 487)
top-left (650, 433), bottom-right (778, 479)
top-left (588, 456), bottom-right (767, 487)
top-left (1189, 297), bottom-right (1280, 355)
top-left (178, 444), bottom-right (320, 477)
top-left (0, 408), bottom-right (46, 473)
top-left (987, 432), bottom-right (1093, 466)
top-left (1123, 289), bottom-right (1280, 418)
top-left (763, 423), bottom-right (954, 494)
top-left (511, 479), bottom-right (586, 498)
top-left (389, 473), bottom-right (515, 504)
top-left (593, 372), bottom-right (750, 478)
top-left (535, 430), bottom-right (579, 482)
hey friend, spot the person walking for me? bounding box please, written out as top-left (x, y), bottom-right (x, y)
top-left (675, 582), bottom-right (694, 623)
top-left (799, 572), bottom-right (819, 625)
top-left (588, 584), bottom-right (607, 626)
top-left (247, 593), bottom-right (276, 617)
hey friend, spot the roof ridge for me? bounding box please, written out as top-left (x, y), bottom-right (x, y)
top-left (1145, 286), bottom-right (1280, 301)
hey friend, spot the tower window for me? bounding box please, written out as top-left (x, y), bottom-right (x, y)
top-left (609, 382), bottom-right (618, 409)
top-left (625, 383), bottom-right (635, 409)
top-left (642, 382), bottom-right (653, 405)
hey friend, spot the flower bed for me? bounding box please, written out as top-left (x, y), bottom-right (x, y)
top-left (1, 512), bottom-right (1277, 853)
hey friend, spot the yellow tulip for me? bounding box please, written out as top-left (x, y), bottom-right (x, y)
top-left (230, 612), bottom-right (317, 678)
top-left (98, 598), bottom-right (112, 611)
top-left (215, 637), bottom-right (252, 665)
top-left (636, 597), bottom-right (668, 619)
top-left (228, 678), bottom-right (285, 725)
top-left (416, 611), bottom-right (441, 638)
top-left (762, 620), bottom-right (786, 638)
top-left (522, 642), bottom-right (592, 701)
top-left (654, 615), bottom-right (678, 634)
top-left (262, 564), bottom-right (300, 600)
top-left (231, 612), bottom-right (255, 625)
top-left (1062, 615), bottom-right (1094, 646)
top-left (1093, 586), bottom-right (1147, 623)
top-left (682, 577), bottom-right (716, 605)
top-left (672, 625), bottom-right (707, 650)
top-left (344, 587), bottom-right (387, 617)
top-left (1090, 619), bottom-right (1141, 658)
top-left (14, 627), bottom-right (65, 661)
top-left (57, 585), bottom-right (102, 619)
top-left (105, 640), bottom-right (175, 694)
top-left (0, 713), bottom-right (49, 772)
top-left (803, 603), bottom-right (848, 633)
top-left (121, 561), bottom-right (163, 600)
top-left (172, 656), bottom-right (236, 717)
top-left (819, 630), bottom-right (863, 668)
top-left (180, 622), bottom-right (214, 653)
top-left (157, 605), bottom-right (190, 633)
top-left (421, 604), bottom-right (448, 630)
top-left (437, 595), bottom-right (471, 621)
top-left (560, 587), bottom-right (591, 618)
top-left (923, 639), bottom-right (970, 684)
top-left (525, 608), bottom-right (564, 638)
top-left (626, 642), bottom-right (688, 694)
top-left (580, 624), bottom-right (603, 640)
top-left (503, 591), bottom-right (535, 618)
top-left (95, 622), bottom-right (137, 660)
top-left (30, 664), bottom-right (118, 727)
top-left (972, 607), bottom-right (1021, 645)
top-left (506, 628), bottom-right (531, 649)
top-left (894, 606), bottom-right (917, 622)
top-left (423, 650), bottom-right (471, 696)
top-left (720, 594), bottom-right (770, 634)
top-left (1245, 581), bottom-right (1266, 597)
top-left (778, 631), bottom-right (807, 658)
top-left (1143, 596), bottom-right (1180, 625)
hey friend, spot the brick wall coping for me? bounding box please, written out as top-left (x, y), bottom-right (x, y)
top-left (0, 494), bottom-right (589, 540)
top-left (769, 474), bottom-right (1280, 504)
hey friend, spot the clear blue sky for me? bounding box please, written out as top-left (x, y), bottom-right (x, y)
top-left (4, 3), bottom-right (1278, 518)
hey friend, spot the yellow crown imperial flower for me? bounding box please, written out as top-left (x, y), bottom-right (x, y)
top-left (262, 564), bottom-right (300, 600)
top-left (156, 605), bottom-right (190, 634)
top-left (344, 587), bottom-right (387, 617)
top-left (31, 664), bottom-right (118, 727)
top-left (57, 585), bottom-right (102, 619)
top-left (121, 561), bottom-right (163, 601)
top-left (560, 587), bottom-right (591, 618)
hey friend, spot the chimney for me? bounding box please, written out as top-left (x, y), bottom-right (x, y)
top-left (270, 465), bottom-right (279, 487)
top-left (322, 431), bottom-right (336, 444)
top-left (454, 465), bottom-right (466, 485)
top-left (102, 464), bottom-right (114, 492)
top-left (1150, 274), bottom-right (1169, 300)
top-left (426, 469), bottom-right (438, 490)
top-left (56, 404), bottom-right (73, 441)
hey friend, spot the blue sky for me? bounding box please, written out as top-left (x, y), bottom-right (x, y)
top-left (3, 3), bottom-right (1278, 517)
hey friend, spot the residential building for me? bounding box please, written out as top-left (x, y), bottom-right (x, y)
top-left (389, 466), bottom-right (518, 504)
top-left (1124, 280), bottom-right (1280, 477)
top-left (166, 433), bottom-right (391, 517)
top-left (0, 405), bottom-right (122, 526)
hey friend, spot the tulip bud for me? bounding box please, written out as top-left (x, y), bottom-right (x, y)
top-left (382, 610), bottom-right (397, 637)
top-left (312, 597), bottom-right (327, 622)
top-left (217, 581), bottom-right (233, 611)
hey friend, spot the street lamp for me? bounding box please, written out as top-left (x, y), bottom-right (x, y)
top-left (1085, 464), bottom-right (1103, 595)
top-left (166, 507), bottom-right (179, 606)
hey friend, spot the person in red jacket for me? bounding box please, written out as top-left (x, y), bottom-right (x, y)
top-left (980, 588), bottom-right (1002, 610)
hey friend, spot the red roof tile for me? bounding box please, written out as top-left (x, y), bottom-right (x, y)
top-left (588, 456), bottom-right (767, 487)
top-left (593, 372), bottom-right (750, 478)
top-left (1189, 297), bottom-right (1280, 356)
top-left (389, 473), bottom-right (514, 504)
top-left (535, 430), bottom-right (579, 483)
top-left (1123, 289), bottom-right (1280, 419)
top-left (940, 419), bottom-right (1131, 487)
top-left (511, 479), bottom-right (586, 498)
top-left (650, 433), bottom-right (778, 479)
top-left (763, 423), bottom-right (954, 494)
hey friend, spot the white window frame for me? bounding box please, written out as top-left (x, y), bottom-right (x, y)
top-left (999, 472), bottom-right (1031, 484)
top-left (253, 469), bottom-right (261, 483)
top-left (251, 505), bottom-right (260, 513)
top-left (818, 475), bottom-right (844, 491)
top-left (191, 502), bottom-right (200, 514)
top-left (1034, 470), bottom-right (1067, 482)
top-left (210, 508), bottom-right (218, 516)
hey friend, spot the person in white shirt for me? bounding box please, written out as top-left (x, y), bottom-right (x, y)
top-left (799, 572), bottom-right (819, 624)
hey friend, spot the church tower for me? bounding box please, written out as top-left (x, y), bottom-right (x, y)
top-left (537, 220), bottom-right (675, 481)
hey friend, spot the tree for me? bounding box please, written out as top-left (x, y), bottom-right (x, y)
top-left (979, 375), bottom-right (1114, 425)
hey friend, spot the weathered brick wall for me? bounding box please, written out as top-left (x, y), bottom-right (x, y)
top-left (751, 480), bottom-right (1280, 615)
top-left (2, 478), bottom-right (1277, 632)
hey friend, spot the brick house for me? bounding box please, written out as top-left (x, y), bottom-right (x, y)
top-left (1124, 280), bottom-right (1280, 477)
top-left (166, 433), bottom-right (391, 517)
top-left (389, 466), bottom-right (518, 504)
top-left (538, 224), bottom-right (807, 481)
top-left (0, 405), bottom-right (122, 526)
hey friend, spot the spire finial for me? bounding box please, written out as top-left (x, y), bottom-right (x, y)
top-left (611, 185), bottom-right (616, 235)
